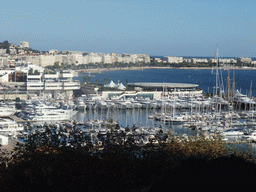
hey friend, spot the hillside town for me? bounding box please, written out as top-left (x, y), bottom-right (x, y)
top-left (0, 41), bottom-right (151, 67)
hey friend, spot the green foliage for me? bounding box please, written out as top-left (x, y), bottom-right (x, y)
top-left (83, 76), bottom-right (87, 83)
top-left (1, 123), bottom-right (256, 190)
top-left (53, 62), bottom-right (61, 69)
top-left (15, 97), bottom-right (21, 102)
top-left (28, 68), bottom-right (33, 75)
top-left (34, 70), bottom-right (40, 75)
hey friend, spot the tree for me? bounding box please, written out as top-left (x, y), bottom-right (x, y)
top-left (2, 40), bottom-right (10, 54)
top-left (53, 62), bottom-right (61, 69)
top-left (28, 68), bottom-right (33, 75)
top-left (34, 70), bottom-right (40, 75)
top-left (95, 79), bottom-right (99, 85)
top-left (104, 78), bottom-right (108, 85)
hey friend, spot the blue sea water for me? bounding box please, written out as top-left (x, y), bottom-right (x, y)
top-left (75, 69), bottom-right (256, 96)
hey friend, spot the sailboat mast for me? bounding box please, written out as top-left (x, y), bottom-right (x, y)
top-left (215, 44), bottom-right (219, 96)
top-left (232, 71), bottom-right (235, 102)
top-left (227, 69), bottom-right (230, 102)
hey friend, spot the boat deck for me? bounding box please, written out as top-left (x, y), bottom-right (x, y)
top-left (9, 115), bottom-right (26, 123)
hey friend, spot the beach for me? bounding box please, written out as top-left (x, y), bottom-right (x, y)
top-left (77, 66), bottom-right (256, 74)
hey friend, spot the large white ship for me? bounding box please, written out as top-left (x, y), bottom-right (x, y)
top-left (0, 106), bottom-right (16, 117)
top-left (234, 90), bottom-right (256, 106)
top-left (0, 118), bottom-right (24, 132)
top-left (27, 108), bottom-right (77, 121)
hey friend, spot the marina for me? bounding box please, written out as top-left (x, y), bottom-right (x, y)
top-left (1, 67), bottom-right (256, 152)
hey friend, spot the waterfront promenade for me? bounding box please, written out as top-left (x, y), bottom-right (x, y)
top-left (77, 66), bottom-right (256, 74)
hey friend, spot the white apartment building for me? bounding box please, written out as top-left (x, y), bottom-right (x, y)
top-left (191, 58), bottom-right (208, 63)
top-left (102, 54), bottom-right (114, 64)
top-left (219, 58), bottom-right (237, 64)
top-left (0, 57), bottom-right (8, 67)
top-left (10, 51), bottom-right (151, 66)
top-left (237, 57), bottom-right (252, 64)
top-left (0, 49), bottom-right (7, 55)
top-left (86, 54), bottom-right (103, 64)
top-left (163, 56), bottom-right (183, 63)
top-left (10, 48), bottom-right (17, 55)
top-left (183, 58), bottom-right (192, 63)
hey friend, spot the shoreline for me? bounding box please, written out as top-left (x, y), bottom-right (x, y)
top-left (76, 66), bottom-right (256, 74)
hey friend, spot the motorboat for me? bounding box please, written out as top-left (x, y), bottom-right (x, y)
top-left (221, 129), bottom-right (244, 136)
top-left (234, 90), bottom-right (256, 106)
top-left (28, 109), bottom-right (77, 121)
top-left (0, 118), bottom-right (24, 132)
top-left (0, 105), bottom-right (16, 117)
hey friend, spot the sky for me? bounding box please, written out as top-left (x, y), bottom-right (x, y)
top-left (1, 0), bottom-right (256, 57)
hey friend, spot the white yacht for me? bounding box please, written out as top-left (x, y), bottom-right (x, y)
top-left (221, 129), bottom-right (244, 136)
top-left (245, 131), bottom-right (256, 142)
top-left (0, 118), bottom-right (24, 132)
top-left (234, 90), bottom-right (256, 106)
top-left (28, 109), bottom-right (77, 121)
top-left (95, 100), bottom-right (108, 110)
top-left (75, 97), bottom-right (87, 110)
top-left (0, 105), bottom-right (16, 117)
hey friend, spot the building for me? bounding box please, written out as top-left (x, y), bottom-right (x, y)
top-left (251, 61), bottom-right (256, 67)
top-left (49, 49), bottom-right (59, 55)
top-left (0, 64), bottom-right (80, 100)
top-left (0, 49), bottom-right (7, 55)
top-left (9, 48), bottom-right (17, 55)
top-left (98, 82), bottom-right (202, 100)
top-left (237, 57), bottom-right (252, 64)
top-left (183, 58), bottom-right (192, 63)
top-left (19, 41), bottom-right (29, 48)
top-left (191, 58), bottom-right (208, 64)
top-left (163, 56), bottom-right (183, 64)
top-left (127, 82), bottom-right (202, 97)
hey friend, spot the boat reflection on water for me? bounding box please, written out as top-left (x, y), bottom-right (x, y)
top-left (74, 108), bottom-right (200, 136)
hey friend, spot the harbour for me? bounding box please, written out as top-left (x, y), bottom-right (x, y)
top-left (1, 67), bottom-right (256, 153)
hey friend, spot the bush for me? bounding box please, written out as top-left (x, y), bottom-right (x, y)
top-left (1, 124), bottom-right (256, 191)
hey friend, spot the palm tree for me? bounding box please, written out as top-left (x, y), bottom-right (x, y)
top-left (104, 78), bottom-right (107, 85)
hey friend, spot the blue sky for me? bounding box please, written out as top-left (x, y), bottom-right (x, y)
top-left (1, 0), bottom-right (256, 57)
